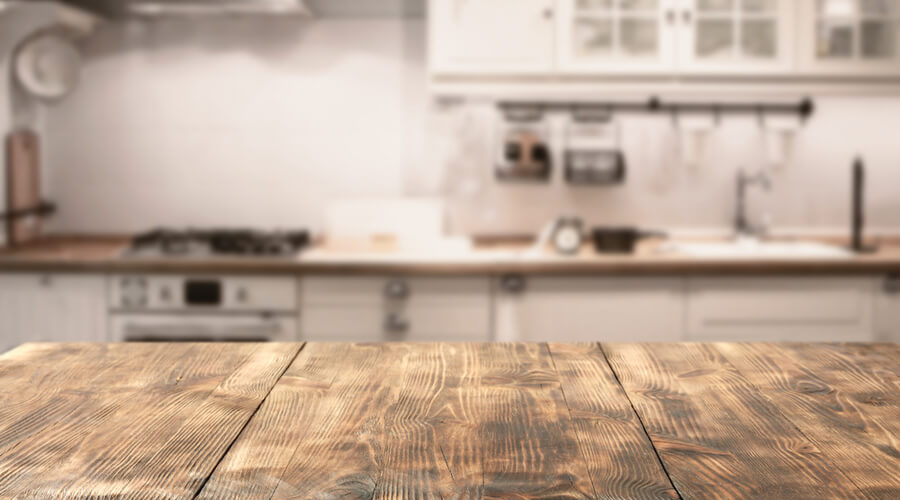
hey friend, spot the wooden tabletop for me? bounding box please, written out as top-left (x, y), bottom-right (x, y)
top-left (0, 342), bottom-right (897, 499)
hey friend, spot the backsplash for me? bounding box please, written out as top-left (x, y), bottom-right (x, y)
top-left (33, 17), bottom-right (900, 237)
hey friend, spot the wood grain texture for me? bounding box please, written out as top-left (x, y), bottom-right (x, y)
top-left (548, 343), bottom-right (679, 500)
top-left (602, 343), bottom-right (870, 499)
top-left (199, 343), bottom-right (673, 499)
top-left (0, 342), bottom-right (302, 500)
top-left (2, 342), bottom-right (898, 499)
top-left (715, 343), bottom-right (900, 499)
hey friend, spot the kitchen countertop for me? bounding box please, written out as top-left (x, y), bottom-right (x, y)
top-left (2, 234), bottom-right (900, 275)
top-left (0, 342), bottom-right (897, 498)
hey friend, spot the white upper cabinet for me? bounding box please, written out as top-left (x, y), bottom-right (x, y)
top-left (429, 0), bottom-right (558, 74)
top-left (678, 0), bottom-right (795, 73)
top-left (798, 0), bottom-right (900, 75)
top-left (430, 0), bottom-right (900, 82)
top-left (556, 0), bottom-right (677, 73)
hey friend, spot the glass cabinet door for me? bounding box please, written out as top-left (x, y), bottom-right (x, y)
top-left (681, 0), bottom-right (793, 72)
top-left (808, 0), bottom-right (900, 71)
top-left (558, 0), bottom-right (676, 72)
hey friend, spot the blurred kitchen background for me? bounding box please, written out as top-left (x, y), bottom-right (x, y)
top-left (1, 0), bottom-right (900, 351)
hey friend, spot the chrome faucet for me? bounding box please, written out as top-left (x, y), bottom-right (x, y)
top-left (735, 169), bottom-right (771, 238)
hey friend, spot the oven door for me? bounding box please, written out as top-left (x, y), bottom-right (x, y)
top-left (110, 314), bottom-right (298, 342)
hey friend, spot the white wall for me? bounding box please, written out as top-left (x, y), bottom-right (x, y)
top-left (42, 17), bottom-right (900, 237)
top-left (0, 2), bottom-right (62, 246)
top-left (45, 17), bottom-right (429, 233)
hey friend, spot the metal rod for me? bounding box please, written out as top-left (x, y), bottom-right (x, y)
top-left (498, 96), bottom-right (815, 121)
top-left (0, 201), bottom-right (57, 222)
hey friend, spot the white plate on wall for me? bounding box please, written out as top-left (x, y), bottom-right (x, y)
top-left (15, 32), bottom-right (82, 102)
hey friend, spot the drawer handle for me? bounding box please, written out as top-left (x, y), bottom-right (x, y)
top-left (885, 275), bottom-right (900, 294)
top-left (500, 274), bottom-right (526, 294)
top-left (384, 279), bottom-right (410, 300)
top-left (384, 313), bottom-right (410, 335)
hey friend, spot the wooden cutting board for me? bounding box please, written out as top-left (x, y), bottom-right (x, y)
top-left (5, 129), bottom-right (42, 246)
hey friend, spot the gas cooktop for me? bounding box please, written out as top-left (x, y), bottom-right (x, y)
top-left (124, 228), bottom-right (311, 259)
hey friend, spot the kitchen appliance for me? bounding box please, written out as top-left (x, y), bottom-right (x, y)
top-left (593, 227), bottom-right (667, 254)
top-left (108, 275), bottom-right (299, 342)
top-left (564, 111), bottom-right (626, 185)
top-left (4, 130), bottom-right (56, 246)
top-left (495, 109), bottom-right (552, 182)
top-left (123, 228), bottom-right (310, 258)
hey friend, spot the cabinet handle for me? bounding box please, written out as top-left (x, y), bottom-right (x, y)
top-left (384, 278), bottom-right (410, 300)
top-left (885, 275), bottom-right (900, 295)
top-left (665, 9), bottom-right (677, 24)
top-left (500, 274), bottom-right (526, 294)
top-left (384, 313), bottom-right (410, 334)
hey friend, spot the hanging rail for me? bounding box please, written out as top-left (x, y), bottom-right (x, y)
top-left (498, 96), bottom-right (815, 122)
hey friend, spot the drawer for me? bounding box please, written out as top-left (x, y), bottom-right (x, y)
top-left (301, 302), bottom-right (492, 342)
top-left (495, 277), bottom-right (685, 342)
top-left (302, 276), bottom-right (489, 305)
top-left (687, 278), bottom-right (876, 342)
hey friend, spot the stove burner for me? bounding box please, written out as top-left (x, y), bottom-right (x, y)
top-left (129, 228), bottom-right (310, 258)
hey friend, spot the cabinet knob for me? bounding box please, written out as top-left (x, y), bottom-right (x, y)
top-left (39, 275), bottom-right (53, 287)
top-left (384, 313), bottom-right (410, 335)
top-left (682, 10), bottom-right (693, 24)
top-left (384, 278), bottom-right (410, 300)
top-left (885, 275), bottom-right (900, 294)
top-left (500, 274), bottom-right (526, 294)
top-left (543, 8), bottom-right (554, 20)
top-left (666, 9), bottom-right (677, 24)
top-left (236, 287), bottom-right (249, 303)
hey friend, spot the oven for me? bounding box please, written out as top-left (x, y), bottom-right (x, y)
top-left (108, 275), bottom-right (300, 342)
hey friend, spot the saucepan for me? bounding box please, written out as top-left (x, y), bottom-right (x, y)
top-left (592, 227), bottom-right (667, 254)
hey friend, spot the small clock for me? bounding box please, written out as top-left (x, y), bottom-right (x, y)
top-left (552, 217), bottom-right (584, 255)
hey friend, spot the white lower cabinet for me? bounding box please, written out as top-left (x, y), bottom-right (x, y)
top-left (874, 275), bottom-right (900, 343)
top-left (687, 277), bottom-right (877, 342)
top-left (0, 273), bottom-right (108, 352)
top-left (494, 276), bottom-right (686, 342)
top-left (300, 276), bottom-right (492, 342)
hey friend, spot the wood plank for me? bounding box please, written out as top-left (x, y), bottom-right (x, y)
top-left (0, 342), bottom-right (301, 499)
top-left (0, 343), bottom-right (245, 494)
top-left (603, 343), bottom-right (867, 499)
top-left (373, 343), bottom-right (484, 498)
top-left (201, 342), bottom-right (603, 499)
top-left (199, 343), bottom-right (401, 500)
top-left (548, 343), bottom-right (678, 499)
top-left (716, 343), bottom-right (900, 499)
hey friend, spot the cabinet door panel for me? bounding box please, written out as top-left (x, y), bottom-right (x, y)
top-left (687, 277), bottom-right (876, 341)
top-left (679, 0), bottom-right (795, 73)
top-left (874, 275), bottom-right (900, 342)
top-left (429, 0), bottom-right (557, 74)
top-left (798, 0), bottom-right (900, 75)
top-left (300, 276), bottom-right (492, 342)
top-left (557, 0), bottom-right (677, 73)
top-left (0, 274), bottom-right (107, 352)
top-left (495, 277), bottom-right (685, 342)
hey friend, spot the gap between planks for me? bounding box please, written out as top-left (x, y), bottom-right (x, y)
top-left (592, 342), bottom-right (685, 500)
top-left (190, 342), bottom-right (308, 500)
